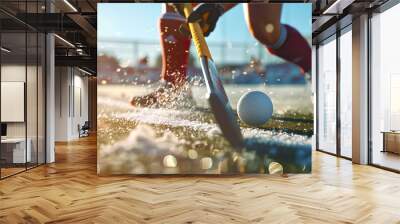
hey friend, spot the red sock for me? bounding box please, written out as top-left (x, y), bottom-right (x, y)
top-left (267, 24), bottom-right (311, 74)
top-left (159, 12), bottom-right (191, 86)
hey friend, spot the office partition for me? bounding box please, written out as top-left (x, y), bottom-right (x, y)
top-left (0, 0), bottom-right (47, 179)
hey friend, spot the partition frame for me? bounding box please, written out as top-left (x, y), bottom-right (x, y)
top-left (0, 0), bottom-right (47, 180)
top-left (367, 1), bottom-right (400, 173)
top-left (315, 23), bottom-right (353, 161)
top-left (315, 0), bottom-right (400, 172)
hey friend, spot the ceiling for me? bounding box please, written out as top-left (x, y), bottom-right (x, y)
top-left (0, 0), bottom-right (393, 74)
top-left (1, 0), bottom-right (98, 73)
top-left (311, 0), bottom-right (391, 43)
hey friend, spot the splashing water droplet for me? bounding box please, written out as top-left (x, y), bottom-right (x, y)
top-left (201, 157), bottom-right (213, 170)
top-left (163, 155), bottom-right (177, 168)
top-left (268, 162), bottom-right (283, 174)
top-left (188, 149), bottom-right (198, 160)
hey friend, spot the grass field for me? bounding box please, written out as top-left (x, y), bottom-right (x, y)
top-left (98, 83), bottom-right (313, 175)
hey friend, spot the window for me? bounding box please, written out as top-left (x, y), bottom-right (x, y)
top-left (339, 29), bottom-right (352, 158)
top-left (370, 3), bottom-right (400, 171)
top-left (317, 37), bottom-right (337, 154)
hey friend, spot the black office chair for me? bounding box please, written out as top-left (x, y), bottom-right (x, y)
top-left (79, 121), bottom-right (90, 138)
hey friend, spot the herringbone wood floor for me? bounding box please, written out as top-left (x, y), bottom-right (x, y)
top-left (1, 135), bottom-right (400, 224)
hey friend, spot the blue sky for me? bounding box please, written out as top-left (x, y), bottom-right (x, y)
top-left (98, 3), bottom-right (311, 65)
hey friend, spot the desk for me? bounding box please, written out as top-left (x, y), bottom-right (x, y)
top-left (1, 138), bottom-right (31, 163)
top-left (382, 131), bottom-right (400, 154)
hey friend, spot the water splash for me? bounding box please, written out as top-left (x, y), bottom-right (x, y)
top-left (99, 96), bottom-right (310, 147)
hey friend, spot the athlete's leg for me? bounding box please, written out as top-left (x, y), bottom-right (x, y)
top-left (160, 4), bottom-right (191, 86)
top-left (244, 3), bottom-right (311, 73)
top-left (131, 4), bottom-right (191, 106)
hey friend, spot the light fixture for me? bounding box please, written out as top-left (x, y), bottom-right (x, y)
top-left (63, 0), bottom-right (78, 12)
top-left (76, 48), bottom-right (86, 55)
top-left (54, 34), bottom-right (75, 48)
top-left (1, 47), bottom-right (11, 53)
top-left (78, 67), bottom-right (93, 76)
top-left (322, 0), bottom-right (354, 15)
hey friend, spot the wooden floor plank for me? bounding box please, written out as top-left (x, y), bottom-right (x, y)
top-left (0, 135), bottom-right (400, 223)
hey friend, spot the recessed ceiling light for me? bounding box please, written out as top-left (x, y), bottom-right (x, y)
top-left (1, 47), bottom-right (11, 53)
top-left (63, 0), bottom-right (78, 12)
top-left (323, 0), bottom-right (353, 15)
top-left (54, 34), bottom-right (75, 48)
top-left (78, 67), bottom-right (93, 76)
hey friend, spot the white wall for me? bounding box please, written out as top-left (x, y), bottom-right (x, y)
top-left (1, 63), bottom-right (46, 164)
top-left (0, 65), bottom-right (39, 138)
top-left (1, 65), bottom-right (26, 136)
top-left (55, 67), bottom-right (69, 141)
top-left (70, 73), bottom-right (89, 138)
top-left (55, 67), bottom-right (89, 141)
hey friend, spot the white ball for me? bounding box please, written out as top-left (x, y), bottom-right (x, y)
top-left (237, 91), bottom-right (273, 127)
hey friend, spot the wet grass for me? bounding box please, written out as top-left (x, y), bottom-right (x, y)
top-left (97, 83), bottom-right (313, 174)
top-left (260, 111), bottom-right (313, 137)
top-left (98, 105), bottom-right (312, 174)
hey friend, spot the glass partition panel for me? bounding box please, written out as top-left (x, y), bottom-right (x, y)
top-left (38, 32), bottom-right (45, 165)
top-left (1, 31), bottom-right (27, 177)
top-left (27, 30), bottom-right (38, 169)
top-left (0, 1), bottom-right (46, 179)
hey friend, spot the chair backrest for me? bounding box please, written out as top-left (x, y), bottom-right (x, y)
top-left (82, 121), bottom-right (90, 129)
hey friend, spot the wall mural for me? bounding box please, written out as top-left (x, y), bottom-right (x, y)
top-left (97, 3), bottom-right (313, 175)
